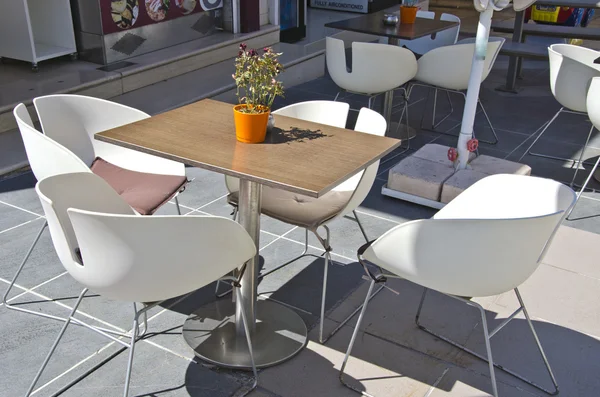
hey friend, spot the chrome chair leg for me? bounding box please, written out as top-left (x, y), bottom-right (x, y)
top-left (431, 89), bottom-right (455, 130)
top-left (123, 309), bottom-right (140, 397)
top-left (2, 221), bottom-right (63, 322)
top-left (26, 288), bottom-right (88, 396)
top-left (478, 99), bottom-right (499, 145)
top-left (352, 210), bottom-right (369, 243)
top-left (339, 279), bottom-right (377, 397)
top-left (415, 288), bottom-right (559, 395)
top-left (174, 196), bottom-right (182, 215)
top-left (566, 155), bottom-right (600, 220)
top-left (570, 124), bottom-right (596, 187)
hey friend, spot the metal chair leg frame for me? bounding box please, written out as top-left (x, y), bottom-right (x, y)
top-left (566, 154), bottom-right (600, 221)
top-left (339, 279), bottom-right (378, 397)
top-left (520, 108), bottom-right (594, 166)
top-left (415, 288), bottom-right (559, 395)
top-left (26, 290), bottom-right (165, 397)
top-left (431, 88), bottom-right (455, 130)
top-left (174, 196), bottom-right (182, 215)
top-left (415, 85), bottom-right (498, 145)
top-left (570, 124), bottom-right (596, 188)
top-left (392, 88), bottom-right (411, 155)
top-left (334, 91), bottom-right (379, 112)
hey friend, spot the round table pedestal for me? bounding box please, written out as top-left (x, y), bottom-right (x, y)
top-left (183, 299), bottom-right (308, 369)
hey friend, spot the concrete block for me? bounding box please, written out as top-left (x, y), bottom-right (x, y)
top-left (388, 156), bottom-right (455, 201)
top-left (441, 155), bottom-right (532, 203)
top-left (412, 143), bottom-right (475, 166)
top-left (469, 154), bottom-right (532, 176)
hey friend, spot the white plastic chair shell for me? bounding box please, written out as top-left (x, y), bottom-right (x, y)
top-left (416, 37), bottom-right (505, 91)
top-left (225, 101), bottom-right (351, 195)
top-left (401, 13), bottom-right (461, 55)
top-left (363, 175), bottom-right (575, 298)
top-left (33, 95), bottom-right (185, 176)
top-left (14, 104), bottom-right (91, 181)
top-left (326, 36), bottom-right (417, 95)
top-left (36, 173), bottom-right (256, 303)
top-left (548, 44), bottom-right (600, 112)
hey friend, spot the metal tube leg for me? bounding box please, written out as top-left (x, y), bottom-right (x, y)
top-left (383, 90), bottom-right (394, 133)
top-left (339, 280), bottom-right (377, 397)
top-left (319, 225), bottom-right (331, 344)
top-left (353, 210), bottom-right (369, 243)
top-left (174, 196), bottom-right (182, 215)
top-left (566, 155), bottom-right (600, 220)
top-left (432, 88), bottom-right (438, 127)
top-left (478, 99), bottom-right (499, 145)
top-left (571, 125), bottom-right (596, 187)
top-left (236, 288), bottom-right (259, 395)
top-left (3, 221), bottom-right (47, 308)
top-left (519, 108), bottom-right (563, 162)
top-left (477, 304), bottom-right (499, 397)
top-left (123, 312), bottom-right (140, 397)
top-left (415, 288), bottom-right (428, 327)
top-left (26, 288), bottom-right (88, 397)
top-left (514, 289), bottom-right (559, 395)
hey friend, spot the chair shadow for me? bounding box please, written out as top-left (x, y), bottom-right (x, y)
top-left (264, 126), bottom-right (331, 145)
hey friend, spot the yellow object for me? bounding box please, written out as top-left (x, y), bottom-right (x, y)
top-left (531, 6), bottom-right (561, 23)
top-left (569, 38), bottom-right (584, 45)
top-left (233, 105), bottom-right (270, 143)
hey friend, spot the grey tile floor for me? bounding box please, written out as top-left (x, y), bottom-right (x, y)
top-left (1, 56), bottom-right (600, 397)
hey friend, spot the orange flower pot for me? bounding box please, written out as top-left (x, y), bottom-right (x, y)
top-left (233, 104), bottom-right (270, 143)
top-left (400, 6), bottom-right (418, 24)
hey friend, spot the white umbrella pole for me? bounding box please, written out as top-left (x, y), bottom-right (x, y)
top-left (457, 6), bottom-right (495, 169)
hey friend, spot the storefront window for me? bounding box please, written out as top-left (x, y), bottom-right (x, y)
top-left (280, 0), bottom-right (298, 31)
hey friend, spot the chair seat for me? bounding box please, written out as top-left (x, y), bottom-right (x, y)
top-left (227, 186), bottom-right (352, 230)
top-left (91, 157), bottom-right (187, 215)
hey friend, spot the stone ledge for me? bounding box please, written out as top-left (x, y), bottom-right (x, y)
top-left (388, 156), bottom-right (455, 201)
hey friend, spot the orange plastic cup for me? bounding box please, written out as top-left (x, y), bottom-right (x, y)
top-left (400, 6), bottom-right (418, 24)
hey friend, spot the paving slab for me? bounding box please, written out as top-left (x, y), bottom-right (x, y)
top-left (542, 225), bottom-right (600, 280)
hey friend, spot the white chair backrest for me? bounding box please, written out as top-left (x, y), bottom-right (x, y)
top-left (36, 173), bottom-right (135, 280)
top-left (332, 108), bottom-right (387, 219)
top-left (225, 101), bottom-right (351, 194)
top-left (402, 13), bottom-right (461, 55)
top-left (548, 44), bottom-right (600, 112)
top-left (37, 173), bottom-right (255, 303)
top-left (13, 104), bottom-right (90, 181)
top-left (587, 77), bottom-right (600, 129)
top-left (34, 95), bottom-right (184, 176)
top-left (364, 175), bottom-right (575, 297)
top-left (416, 37), bottom-right (505, 90)
top-left (274, 101), bottom-right (350, 128)
top-left (326, 36), bottom-right (417, 94)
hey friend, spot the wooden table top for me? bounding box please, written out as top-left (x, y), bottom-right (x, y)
top-left (95, 99), bottom-right (401, 198)
top-left (324, 10), bottom-right (459, 41)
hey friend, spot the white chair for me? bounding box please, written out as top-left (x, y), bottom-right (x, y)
top-left (519, 44), bottom-right (600, 186)
top-left (326, 36), bottom-right (417, 145)
top-left (340, 174), bottom-right (575, 397)
top-left (26, 172), bottom-right (258, 397)
top-left (400, 13), bottom-right (461, 56)
top-left (222, 106), bottom-right (387, 344)
top-left (2, 104), bottom-right (93, 321)
top-left (566, 76), bottom-right (600, 219)
top-left (33, 94), bottom-right (187, 215)
top-left (409, 37), bottom-right (505, 144)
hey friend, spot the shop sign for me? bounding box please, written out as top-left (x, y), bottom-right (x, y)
top-left (310, 0), bottom-right (369, 13)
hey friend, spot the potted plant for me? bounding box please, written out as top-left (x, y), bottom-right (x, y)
top-left (232, 43), bottom-right (284, 143)
top-left (400, 0), bottom-right (419, 24)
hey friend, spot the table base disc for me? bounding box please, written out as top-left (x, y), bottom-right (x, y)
top-left (388, 123), bottom-right (417, 140)
top-left (183, 299), bottom-right (308, 369)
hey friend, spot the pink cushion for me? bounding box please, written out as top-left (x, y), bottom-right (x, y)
top-left (91, 157), bottom-right (187, 215)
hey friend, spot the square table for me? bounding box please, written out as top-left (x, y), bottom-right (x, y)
top-left (325, 11), bottom-right (459, 137)
top-left (95, 99), bottom-right (401, 369)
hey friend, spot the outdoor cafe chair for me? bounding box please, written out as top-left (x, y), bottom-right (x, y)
top-left (26, 172), bottom-right (258, 397)
top-left (326, 36), bottom-right (416, 150)
top-left (220, 105), bottom-right (387, 344)
top-left (566, 76), bottom-right (600, 219)
top-left (340, 174), bottom-right (575, 397)
top-left (34, 95), bottom-right (188, 215)
top-left (408, 37), bottom-right (505, 145)
top-left (519, 44), bottom-right (600, 187)
top-left (6, 103), bottom-right (187, 324)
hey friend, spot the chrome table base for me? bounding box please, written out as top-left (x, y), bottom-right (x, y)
top-left (183, 299), bottom-right (307, 369)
